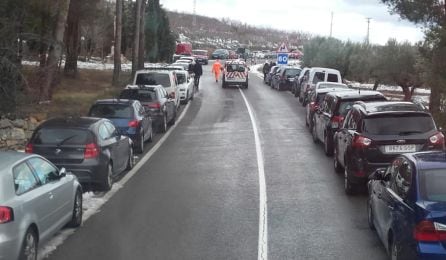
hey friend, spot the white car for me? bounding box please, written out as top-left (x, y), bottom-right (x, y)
top-left (175, 70), bottom-right (194, 104)
top-left (133, 69), bottom-right (180, 108)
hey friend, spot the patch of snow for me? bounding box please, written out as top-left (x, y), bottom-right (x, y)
top-left (250, 64), bottom-right (264, 79)
top-left (22, 60), bottom-right (166, 72)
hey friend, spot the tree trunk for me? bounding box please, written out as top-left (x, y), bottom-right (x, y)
top-left (138, 0), bottom-right (146, 69)
top-left (401, 86), bottom-right (412, 101)
top-left (40, 0), bottom-right (71, 102)
top-left (64, 0), bottom-right (80, 77)
top-left (373, 79), bottom-right (380, 90)
top-left (113, 0), bottom-right (123, 86)
top-left (132, 0), bottom-right (142, 76)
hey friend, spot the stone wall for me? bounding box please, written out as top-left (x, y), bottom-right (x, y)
top-left (0, 117), bottom-right (42, 151)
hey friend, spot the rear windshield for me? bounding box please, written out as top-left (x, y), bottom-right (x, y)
top-left (336, 97), bottom-right (385, 116)
top-left (135, 73), bottom-right (170, 87)
top-left (313, 72), bottom-right (325, 84)
top-left (89, 104), bottom-right (133, 118)
top-left (316, 93), bottom-right (327, 103)
top-left (120, 89), bottom-right (156, 102)
top-left (227, 64), bottom-right (245, 72)
top-left (363, 115), bottom-right (435, 135)
top-left (284, 69), bottom-right (301, 77)
top-left (420, 169), bottom-right (446, 202)
top-left (33, 128), bottom-right (91, 145)
top-left (327, 73), bottom-right (339, 82)
top-left (176, 73), bottom-right (187, 84)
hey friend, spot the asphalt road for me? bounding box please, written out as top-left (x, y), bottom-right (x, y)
top-left (46, 64), bottom-right (388, 260)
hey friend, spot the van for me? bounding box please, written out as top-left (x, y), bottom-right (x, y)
top-left (299, 67), bottom-right (342, 105)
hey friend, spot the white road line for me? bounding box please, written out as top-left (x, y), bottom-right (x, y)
top-left (38, 103), bottom-right (191, 260)
top-left (238, 88), bottom-right (268, 260)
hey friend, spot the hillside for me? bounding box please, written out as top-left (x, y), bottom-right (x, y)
top-left (167, 11), bottom-right (310, 51)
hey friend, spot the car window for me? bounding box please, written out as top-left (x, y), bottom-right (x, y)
top-left (104, 122), bottom-right (119, 137)
top-left (28, 157), bottom-right (59, 185)
top-left (313, 72), bottom-right (325, 84)
top-left (120, 89), bottom-right (156, 102)
top-left (33, 128), bottom-right (91, 145)
top-left (363, 115), bottom-right (435, 135)
top-left (89, 104), bottom-right (133, 118)
top-left (327, 73), bottom-right (339, 82)
top-left (391, 159), bottom-right (412, 198)
top-left (13, 162), bottom-right (39, 195)
top-left (135, 73), bottom-right (171, 88)
top-left (98, 124), bottom-right (111, 140)
top-left (343, 111), bottom-right (352, 129)
top-left (420, 168), bottom-right (446, 202)
top-left (316, 93), bottom-right (327, 104)
top-left (337, 101), bottom-right (355, 116)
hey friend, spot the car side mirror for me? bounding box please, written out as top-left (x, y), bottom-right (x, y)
top-left (369, 168), bottom-right (386, 181)
top-left (59, 167), bottom-right (67, 178)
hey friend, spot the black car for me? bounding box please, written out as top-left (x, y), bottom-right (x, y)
top-left (119, 85), bottom-right (176, 133)
top-left (271, 67), bottom-right (301, 91)
top-left (88, 99), bottom-right (153, 154)
top-left (312, 90), bottom-right (387, 156)
top-left (265, 66), bottom-right (280, 86)
top-left (26, 117), bottom-right (134, 191)
top-left (334, 101), bottom-right (445, 194)
top-left (211, 49), bottom-right (229, 59)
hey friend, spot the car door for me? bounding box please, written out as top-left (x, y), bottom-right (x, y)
top-left (336, 111), bottom-right (352, 167)
top-left (161, 88), bottom-right (174, 122)
top-left (27, 157), bottom-right (72, 228)
top-left (135, 102), bottom-right (149, 141)
top-left (98, 123), bottom-right (120, 175)
top-left (104, 121), bottom-right (128, 173)
top-left (320, 96), bottom-right (334, 143)
top-left (313, 99), bottom-right (325, 141)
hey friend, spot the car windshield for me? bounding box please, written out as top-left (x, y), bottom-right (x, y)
top-left (89, 104), bottom-right (133, 118)
top-left (120, 89), bottom-right (156, 102)
top-left (176, 73), bottom-right (187, 84)
top-left (33, 128), bottom-right (90, 145)
top-left (420, 169), bottom-right (446, 202)
top-left (135, 73), bottom-right (170, 87)
top-left (363, 115), bottom-right (435, 135)
top-left (336, 98), bottom-right (385, 116)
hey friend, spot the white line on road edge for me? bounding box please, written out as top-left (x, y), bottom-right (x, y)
top-left (38, 103), bottom-right (191, 260)
top-left (238, 88), bottom-right (268, 260)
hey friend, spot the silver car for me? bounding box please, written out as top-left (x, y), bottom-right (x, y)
top-left (0, 151), bottom-right (83, 260)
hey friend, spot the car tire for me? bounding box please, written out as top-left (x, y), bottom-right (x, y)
top-left (67, 189), bottom-right (83, 228)
top-left (126, 147), bottom-right (134, 170)
top-left (324, 134), bottom-right (334, 156)
top-left (390, 238), bottom-right (403, 260)
top-left (19, 227), bottom-right (38, 260)
top-left (333, 148), bottom-right (343, 173)
top-left (190, 90), bottom-right (194, 101)
top-left (344, 165), bottom-right (355, 195)
top-left (101, 163), bottom-right (113, 191)
top-left (169, 110), bottom-right (176, 126)
top-left (148, 129), bottom-right (153, 143)
top-left (367, 198), bottom-right (375, 230)
top-left (312, 125), bottom-right (319, 143)
top-left (291, 86), bottom-right (295, 94)
top-left (136, 132), bottom-right (144, 154)
top-left (159, 114), bottom-right (167, 133)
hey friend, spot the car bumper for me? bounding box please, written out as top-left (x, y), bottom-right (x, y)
top-left (0, 231), bottom-right (21, 260)
top-left (55, 159), bottom-right (107, 185)
top-left (418, 242), bottom-right (446, 259)
top-left (179, 90), bottom-right (188, 100)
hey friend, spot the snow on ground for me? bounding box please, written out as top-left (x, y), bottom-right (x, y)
top-left (22, 60), bottom-right (166, 72)
top-left (250, 63), bottom-right (264, 79)
top-left (348, 82), bottom-right (431, 95)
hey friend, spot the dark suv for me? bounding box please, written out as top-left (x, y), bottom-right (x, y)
top-left (334, 101), bottom-right (445, 194)
top-left (312, 90), bottom-right (387, 156)
top-left (271, 67), bottom-right (301, 91)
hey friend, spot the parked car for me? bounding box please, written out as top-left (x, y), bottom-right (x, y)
top-left (299, 67), bottom-right (342, 105)
top-left (222, 60), bottom-right (249, 89)
top-left (175, 70), bottom-right (194, 104)
top-left (211, 49), bottom-right (229, 59)
top-left (0, 151), bottom-right (83, 260)
top-left (228, 50), bottom-right (238, 59)
top-left (133, 70), bottom-right (180, 109)
top-left (88, 99), bottom-right (153, 154)
top-left (334, 101), bottom-right (444, 194)
top-left (265, 65), bottom-right (280, 86)
top-left (367, 151), bottom-right (446, 259)
top-left (192, 49), bottom-right (209, 65)
top-left (306, 87), bottom-right (353, 130)
top-left (292, 67), bottom-right (310, 96)
top-left (271, 66), bottom-right (301, 91)
top-left (312, 90), bottom-right (386, 156)
top-left (26, 117), bottom-right (134, 191)
top-left (120, 85), bottom-right (176, 133)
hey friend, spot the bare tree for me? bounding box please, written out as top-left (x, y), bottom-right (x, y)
top-left (138, 0), bottom-right (146, 69)
top-left (132, 0), bottom-right (141, 75)
top-left (40, 0), bottom-right (71, 102)
top-left (113, 0), bottom-right (122, 86)
top-left (64, 0), bottom-right (80, 77)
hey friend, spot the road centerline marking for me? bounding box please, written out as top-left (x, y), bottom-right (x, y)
top-left (238, 88), bottom-right (268, 260)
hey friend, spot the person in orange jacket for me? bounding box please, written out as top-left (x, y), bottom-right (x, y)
top-left (211, 59), bottom-right (222, 82)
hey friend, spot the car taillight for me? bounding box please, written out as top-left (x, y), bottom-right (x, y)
top-left (148, 102), bottom-right (161, 109)
top-left (331, 116), bottom-right (344, 128)
top-left (414, 220), bottom-right (446, 242)
top-left (429, 132), bottom-right (445, 148)
top-left (25, 143), bottom-right (33, 153)
top-left (352, 135), bottom-right (372, 149)
top-left (84, 143), bottom-right (99, 159)
top-left (0, 207), bottom-right (13, 224)
top-left (128, 120), bottom-right (140, 128)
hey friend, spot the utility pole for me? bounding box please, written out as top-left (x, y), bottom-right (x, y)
top-left (330, 12), bottom-right (333, 38)
top-left (366, 17), bottom-right (371, 44)
top-left (193, 0), bottom-right (197, 27)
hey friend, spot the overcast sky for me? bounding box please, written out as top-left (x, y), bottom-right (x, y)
top-left (160, 0), bottom-right (424, 45)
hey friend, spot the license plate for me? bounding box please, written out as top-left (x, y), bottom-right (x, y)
top-left (288, 78), bottom-right (295, 82)
top-left (384, 144), bottom-right (416, 153)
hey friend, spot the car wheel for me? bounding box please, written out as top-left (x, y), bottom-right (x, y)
top-left (19, 228), bottom-right (37, 260)
top-left (390, 238), bottom-right (403, 260)
top-left (298, 95), bottom-right (303, 103)
top-left (324, 134), bottom-right (334, 156)
top-left (148, 129), bottom-right (153, 143)
top-left (136, 132), bottom-right (144, 154)
top-left (184, 92), bottom-right (189, 104)
top-left (333, 148), bottom-right (343, 173)
top-left (67, 189), bottom-right (83, 228)
top-left (312, 125), bottom-right (319, 143)
top-left (190, 90), bottom-right (194, 100)
top-left (305, 114), bottom-right (309, 127)
top-left (291, 86), bottom-right (295, 94)
top-left (159, 114), bottom-right (167, 133)
top-left (101, 163), bottom-right (113, 191)
top-left (367, 198), bottom-right (375, 230)
top-left (126, 147), bottom-right (134, 170)
top-left (344, 165), bottom-right (355, 195)
top-left (169, 110), bottom-right (176, 125)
